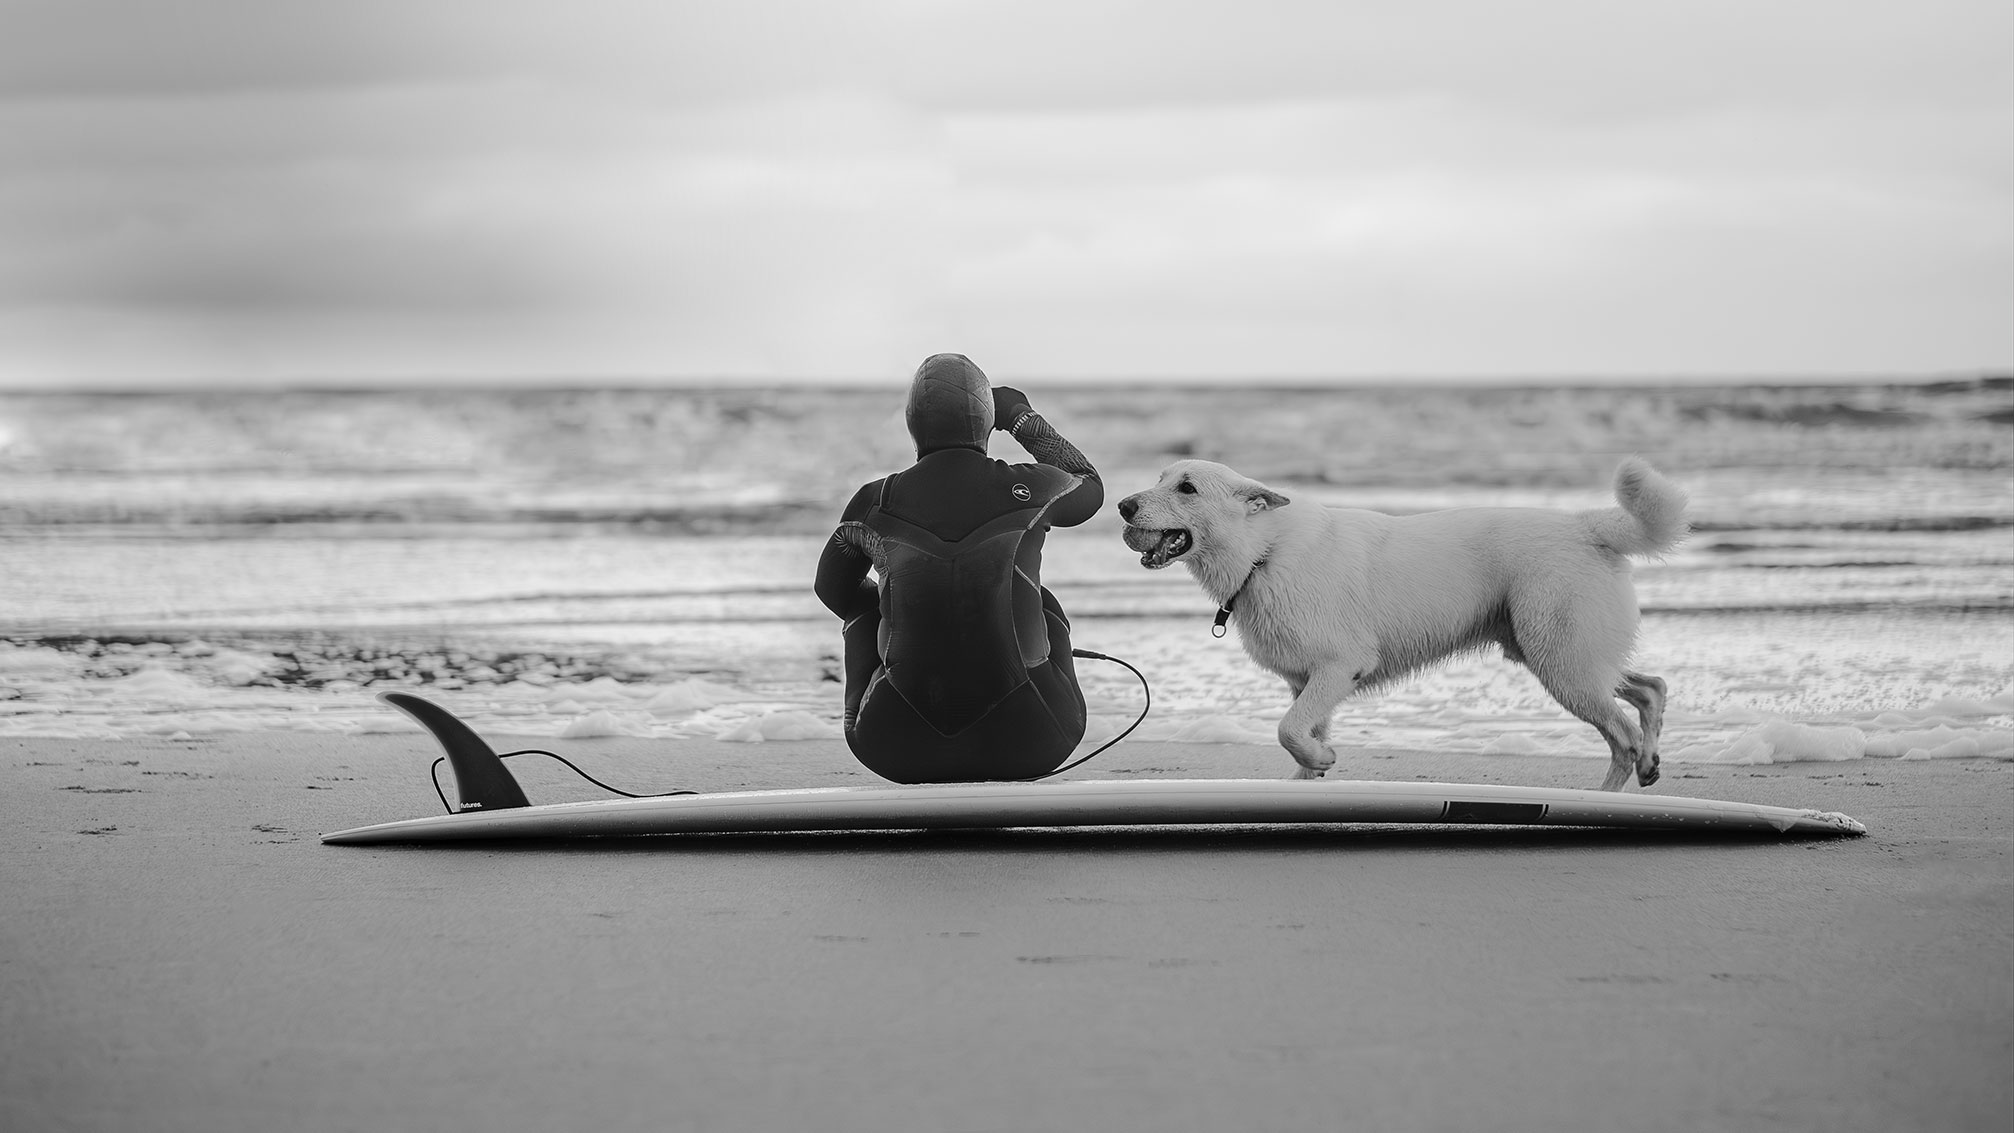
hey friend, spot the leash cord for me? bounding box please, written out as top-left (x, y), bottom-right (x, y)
top-left (428, 650), bottom-right (1151, 809)
top-left (430, 750), bottom-right (697, 815)
top-left (1021, 648), bottom-right (1152, 780)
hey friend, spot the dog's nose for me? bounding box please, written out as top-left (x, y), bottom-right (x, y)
top-left (1117, 496), bottom-right (1138, 522)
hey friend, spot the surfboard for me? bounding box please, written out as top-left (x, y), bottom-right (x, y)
top-left (322, 778), bottom-right (1866, 844)
top-left (326, 692), bottom-right (1865, 845)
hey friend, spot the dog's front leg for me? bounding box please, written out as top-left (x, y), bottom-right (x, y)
top-left (1278, 662), bottom-right (1365, 779)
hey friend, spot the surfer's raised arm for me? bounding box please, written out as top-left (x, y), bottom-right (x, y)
top-left (991, 384), bottom-right (1103, 527)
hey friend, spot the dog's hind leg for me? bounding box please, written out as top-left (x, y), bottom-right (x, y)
top-left (1520, 651), bottom-right (1650, 791)
top-left (1557, 688), bottom-right (1648, 792)
top-left (1616, 671), bottom-right (1666, 785)
top-left (1278, 662), bottom-right (1364, 779)
top-left (1511, 587), bottom-right (1657, 790)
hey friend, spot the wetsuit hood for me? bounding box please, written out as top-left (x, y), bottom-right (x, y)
top-left (905, 353), bottom-right (993, 456)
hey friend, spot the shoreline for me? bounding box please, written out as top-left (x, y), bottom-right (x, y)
top-left (4, 733), bottom-right (2010, 1132)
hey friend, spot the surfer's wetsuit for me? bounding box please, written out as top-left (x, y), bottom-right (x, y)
top-left (814, 354), bottom-right (1103, 783)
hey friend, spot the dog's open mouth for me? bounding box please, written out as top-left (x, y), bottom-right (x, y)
top-left (1124, 527), bottom-right (1192, 569)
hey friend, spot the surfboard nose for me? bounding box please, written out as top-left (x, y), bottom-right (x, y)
top-left (378, 691), bottom-right (530, 812)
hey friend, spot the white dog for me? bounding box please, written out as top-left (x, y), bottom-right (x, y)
top-left (1117, 459), bottom-right (1688, 791)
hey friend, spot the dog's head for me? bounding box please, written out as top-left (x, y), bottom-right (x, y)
top-left (1116, 460), bottom-right (1292, 571)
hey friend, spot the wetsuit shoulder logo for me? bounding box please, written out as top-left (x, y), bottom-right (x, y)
top-left (1011, 483), bottom-right (1032, 502)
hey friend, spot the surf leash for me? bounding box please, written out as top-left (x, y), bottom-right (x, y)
top-left (428, 749), bottom-right (696, 815)
top-left (1020, 648), bottom-right (1152, 780)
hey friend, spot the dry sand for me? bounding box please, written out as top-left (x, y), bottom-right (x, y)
top-left (3, 731), bottom-right (2009, 1132)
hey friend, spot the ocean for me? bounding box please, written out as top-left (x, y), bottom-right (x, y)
top-left (2, 378), bottom-right (2009, 770)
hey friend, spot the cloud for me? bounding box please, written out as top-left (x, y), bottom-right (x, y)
top-left (0, 0), bottom-right (2007, 385)
top-left (0, 77), bottom-right (957, 380)
top-left (0, 1), bottom-right (442, 98)
top-left (920, 90), bottom-right (2012, 375)
top-left (11, 0), bottom-right (2004, 113)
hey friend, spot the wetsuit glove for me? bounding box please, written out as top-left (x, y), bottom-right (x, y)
top-left (992, 386), bottom-right (1035, 434)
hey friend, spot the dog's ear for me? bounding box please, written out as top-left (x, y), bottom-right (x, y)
top-left (1242, 486), bottom-right (1290, 513)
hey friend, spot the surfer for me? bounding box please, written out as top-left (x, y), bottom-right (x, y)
top-left (814, 353), bottom-right (1105, 782)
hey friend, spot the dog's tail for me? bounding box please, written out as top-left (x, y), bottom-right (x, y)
top-left (1583, 457), bottom-right (1689, 559)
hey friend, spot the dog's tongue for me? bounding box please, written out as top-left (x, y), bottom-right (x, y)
top-left (1142, 529), bottom-right (1191, 569)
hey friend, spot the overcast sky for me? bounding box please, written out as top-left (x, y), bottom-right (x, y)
top-left (1, 0), bottom-right (2008, 388)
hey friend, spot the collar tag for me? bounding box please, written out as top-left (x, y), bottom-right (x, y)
top-left (1212, 557), bottom-right (1263, 638)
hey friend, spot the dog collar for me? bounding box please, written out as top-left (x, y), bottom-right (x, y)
top-left (1212, 559), bottom-right (1266, 638)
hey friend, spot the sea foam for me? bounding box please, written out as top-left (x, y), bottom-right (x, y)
top-left (716, 711), bottom-right (840, 743)
top-left (1677, 721), bottom-right (1868, 765)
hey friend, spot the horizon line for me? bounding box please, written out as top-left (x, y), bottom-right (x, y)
top-left (2, 369), bottom-right (2008, 396)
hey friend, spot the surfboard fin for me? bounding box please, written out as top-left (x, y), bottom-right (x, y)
top-left (377, 691), bottom-right (531, 812)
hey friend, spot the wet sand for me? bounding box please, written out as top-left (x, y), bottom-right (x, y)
top-left (3, 732), bottom-right (2009, 1132)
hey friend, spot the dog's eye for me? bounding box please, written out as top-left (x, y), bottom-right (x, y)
top-left (1176, 479), bottom-right (1196, 494)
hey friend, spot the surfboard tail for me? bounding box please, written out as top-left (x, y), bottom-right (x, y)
top-left (377, 691), bottom-right (530, 812)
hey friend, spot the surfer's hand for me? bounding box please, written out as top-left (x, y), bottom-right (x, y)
top-left (992, 386), bottom-right (1033, 433)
